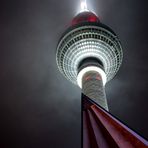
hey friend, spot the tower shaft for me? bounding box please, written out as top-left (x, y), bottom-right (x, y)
top-left (82, 71), bottom-right (108, 110)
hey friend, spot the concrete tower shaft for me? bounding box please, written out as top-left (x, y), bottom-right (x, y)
top-left (82, 70), bottom-right (108, 110)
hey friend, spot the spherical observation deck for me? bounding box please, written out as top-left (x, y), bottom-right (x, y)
top-left (56, 11), bottom-right (123, 86)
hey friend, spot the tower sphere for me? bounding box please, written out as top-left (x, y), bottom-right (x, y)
top-left (56, 11), bottom-right (123, 86)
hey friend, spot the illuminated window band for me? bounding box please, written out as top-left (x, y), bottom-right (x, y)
top-left (56, 25), bottom-right (123, 86)
top-left (77, 66), bottom-right (106, 88)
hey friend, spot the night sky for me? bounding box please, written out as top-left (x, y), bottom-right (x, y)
top-left (0, 0), bottom-right (148, 147)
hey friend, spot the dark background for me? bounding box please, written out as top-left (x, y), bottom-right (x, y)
top-left (0, 0), bottom-right (148, 147)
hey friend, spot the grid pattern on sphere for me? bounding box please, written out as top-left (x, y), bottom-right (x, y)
top-left (56, 25), bottom-right (123, 85)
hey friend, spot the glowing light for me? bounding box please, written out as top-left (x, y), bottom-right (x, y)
top-left (80, 0), bottom-right (88, 12)
top-left (77, 66), bottom-right (107, 88)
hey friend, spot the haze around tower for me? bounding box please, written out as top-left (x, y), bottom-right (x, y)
top-left (0, 0), bottom-right (147, 148)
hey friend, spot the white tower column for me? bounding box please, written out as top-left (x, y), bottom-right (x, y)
top-left (77, 66), bottom-right (108, 110)
top-left (82, 71), bottom-right (108, 110)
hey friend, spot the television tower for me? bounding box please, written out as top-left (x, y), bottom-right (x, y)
top-left (56, 1), bottom-right (148, 147)
top-left (56, 0), bottom-right (123, 110)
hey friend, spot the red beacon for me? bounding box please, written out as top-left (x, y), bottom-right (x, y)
top-left (71, 11), bottom-right (100, 26)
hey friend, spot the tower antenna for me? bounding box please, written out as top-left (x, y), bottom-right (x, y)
top-left (80, 0), bottom-right (88, 12)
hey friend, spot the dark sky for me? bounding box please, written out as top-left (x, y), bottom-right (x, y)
top-left (0, 0), bottom-right (148, 147)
